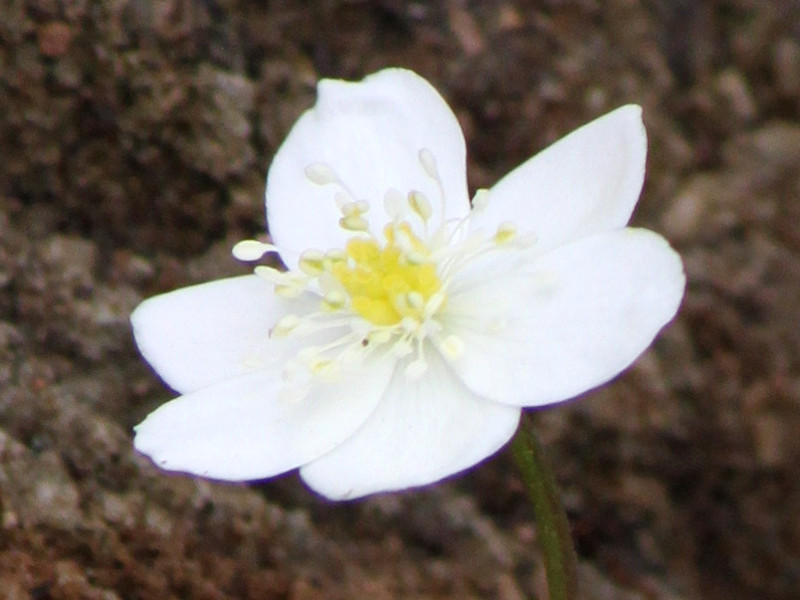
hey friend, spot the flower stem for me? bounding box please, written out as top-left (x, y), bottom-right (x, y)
top-left (512, 415), bottom-right (579, 600)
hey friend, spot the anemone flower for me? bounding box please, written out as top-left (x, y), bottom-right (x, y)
top-left (131, 68), bottom-right (685, 500)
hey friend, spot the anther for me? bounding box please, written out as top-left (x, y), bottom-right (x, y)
top-left (304, 163), bottom-right (340, 185)
top-left (368, 330), bottom-right (393, 345)
top-left (472, 189), bottom-right (490, 211)
top-left (494, 222), bottom-right (518, 244)
top-left (440, 335), bottom-right (465, 360)
top-left (325, 248), bottom-right (347, 263)
top-left (334, 191), bottom-right (355, 210)
top-left (298, 250), bottom-right (326, 276)
top-left (423, 292), bottom-right (446, 319)
top-left (232, 239), bottom-right (278, 262)
top-left (408, 190), bottom-right (433, 221)
top-left (339, 215), bottom-right (369, 232)
top-left (309, 357), bottom-right (339, 377)
top-left (406, 291), bottom-right (425, 311)
top-left (418, 148), bottom-right (439, 180)
top-left (340, 200), bottom-right (369, 218)
top-left (271, 314), bottom-right (300, 338)
top-left (321, 290), bottom-right (347, 311)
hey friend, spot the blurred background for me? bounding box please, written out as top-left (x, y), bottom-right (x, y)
top-left (1, 1), bottom-right (799, 598)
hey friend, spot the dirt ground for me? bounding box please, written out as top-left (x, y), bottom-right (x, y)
top-left (1, 1), bottom-right (799, 599)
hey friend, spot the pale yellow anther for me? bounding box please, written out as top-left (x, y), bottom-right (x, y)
top-left (298, 250), bottom-right (326, 277)
top-left (367, 330), bottom-right (393, 345)
top-left (334, 191), bottom-right (355, 209)
top-left (232, 239), bottom-right (277, 262)
top-left (472, 188), bottom-right (490, 210)
top-left (440, 334), bottom-right (465, 360)
top-left (254, 265), bottom-right (294, 285)
top-left (424, 291), bottom-right (446, 319)
top-left (304, 163), bottom-right (339, 185)
top-left (275, 284), bottom-right (303, 299)
top-left (494, 222), bottom-right (518, 244)
top-left (418, 148), bottom-right (439, 180)
top-left (325, 248), bottom-right (346, 263)
top-left (406, 291), bottom-right (425, 311)
top-left (408, 190), bottom-right (433, 221)
top-left (322, 290), bottom-right (346, 311)
top-left (339, 215), bottom-right (370, 232)
top-left (340, 202), bottom-right (359, 217)
top-left (393, 228), bottom-right (415, 254)
top-left (309, 357), bottom-right (338, 377)
top-left (271, 314), bottom-right (300, 338)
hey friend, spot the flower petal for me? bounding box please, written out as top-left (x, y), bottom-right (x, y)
top-left (299, 351), bottom-right (520, 500)
top-left (471, 105), bottom-right (647, 253)
top-left (131, 275), bottom-right (309, 394)
top-left (266, 68), bottom-right (470, 269)
top-left (443, 228), bottom-right (685, 406)
top-left (134, 355), bottom-right (396, 481)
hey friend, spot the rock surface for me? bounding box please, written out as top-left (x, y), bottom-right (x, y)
top-left (2, 1), bottom-right (799, 599)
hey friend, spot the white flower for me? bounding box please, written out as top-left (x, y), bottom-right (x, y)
top-left (131, 68), bottom-right (685, 500)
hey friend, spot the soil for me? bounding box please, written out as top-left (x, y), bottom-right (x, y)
top-left (2, 1), bottom-right (800, 599)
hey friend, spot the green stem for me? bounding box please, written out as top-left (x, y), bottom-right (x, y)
top-left (512, 415), bottom-right (579, 600)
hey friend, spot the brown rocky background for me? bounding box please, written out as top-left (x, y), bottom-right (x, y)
top-left (1, 1), bottom-right (799, 599)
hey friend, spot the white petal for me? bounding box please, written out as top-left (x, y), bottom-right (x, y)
top-left (266, 68), bottom-right (470, 269)
top-left (443, 228), bottom-right (685, 406)
top-left (131, 275), bottom-right (309, 394)
top-left (472, 105), bottom-right (647, 253)
top-left (134, 355), bottom-right (396, 481)
top-left (299, 351), bottom-right (521, 500)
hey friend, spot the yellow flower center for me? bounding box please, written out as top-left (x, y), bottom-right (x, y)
top-left (331, 223), bottom-right (443, 326)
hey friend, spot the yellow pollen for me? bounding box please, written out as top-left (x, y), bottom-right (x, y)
top-left (331, 223), bottom-right (444, 326)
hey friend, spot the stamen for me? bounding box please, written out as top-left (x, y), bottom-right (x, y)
top-left (254, 265), bottom-right (306, 287)
top-left (254, 151), bottom-right (529, 388)
top-left (406, 291), bottom-right (425, 311)
top-left (405, 250), bottom-right (428, 265)
top-left (472, 188), bottom-right (490, 210)
top-left (232, 240), bottom-right (278, 262)
top-left (340, 201), bottom-right (369, 217)
top-left (367, 329), bottom-right (393, 345)
top-left (423, 291), bottom-right (446, 319)
top-left (339, 215), bottom-right (370, 232)
top-left (408, 190), bottom-right (433, 221)
top-left (271, 314), bottom-right (300, 338)
top-left (418, 148), bottom-right (439, 180)
top-left (494, 222), bottom-right (518, 244)
top-left (298, 250), bottom-right (326, 276)
top-left (325, 249), bottom-right (347, 264)
top-left (321, 290), bottom-right (347, 311)
top-left (304, 163), bottom-right (340, 185)
top-left (309, 357), bottom-right (338, 377)
top-left (439, 334), bottom-right (465, 360)
top-left (334, 191), bottom-right (356, 210)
